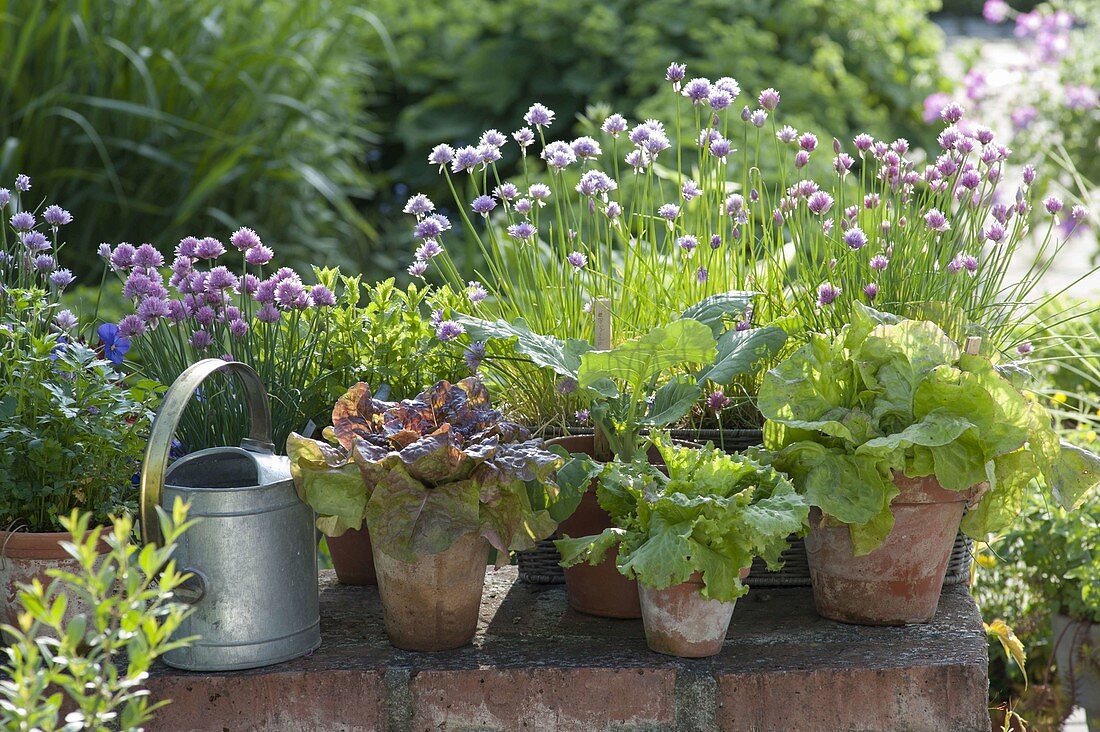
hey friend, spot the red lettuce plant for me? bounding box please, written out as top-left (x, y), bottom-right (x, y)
top-left (288, 378), bottom-right (565, 562)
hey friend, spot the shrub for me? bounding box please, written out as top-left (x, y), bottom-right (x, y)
top-left (0, 0), bottom-right (384, 278)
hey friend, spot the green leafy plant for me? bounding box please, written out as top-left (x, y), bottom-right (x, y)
top-left (460, 294), bottom-right (786, 459)
top-left (759, 304), bottom-right (1100, 553)
top-left (288, 378), bottom-right (566, 562)
top-left (0, 501), bottom-right (195, 732)
top-left (555, 436), bottom-right (808, 602)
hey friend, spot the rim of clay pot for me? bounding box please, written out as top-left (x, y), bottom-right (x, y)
top-left (0, 529), bottom-right (112, 560)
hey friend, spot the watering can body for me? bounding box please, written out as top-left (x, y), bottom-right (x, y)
top-left (141, 360), bottom-right (321, 671)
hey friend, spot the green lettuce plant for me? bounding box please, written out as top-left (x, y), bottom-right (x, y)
top-left (0, 501), bottom-right (195, 732)
top-left (759, 304), bottom-right (1100, 554)
top-left (460, 292), bottom-right (787, 460)
top-left (287, 378), bottom-right (566, 562)
top-left (554, 436), bottom-right (809, 602)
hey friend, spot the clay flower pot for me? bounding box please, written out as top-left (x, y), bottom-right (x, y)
top-left (371, 532), bottom-right (489, 651)
top-left (1052, 613), bottom-right (1100, 730)
top-left (0, 529), bottom-right (111, 625)
top-left (639, 568), bottom-right (750, 658)
top-left (327, 527), bottom-right (376, 586)
top-left (804, 473), bottom-right (970, 625)
top-left (549, 435), bottom-right (641, 619)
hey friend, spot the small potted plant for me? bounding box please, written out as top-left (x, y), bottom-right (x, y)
top-left (759, 304), bottom-right (1100, 625)
top-left (462, 298), bottom-right (786, 617)
top-left (556, 436), bottom-right (808, 657)
top-left (0, 175), bottom-right (155, 625)
top-left (288, 377), bottom-right (566, 651)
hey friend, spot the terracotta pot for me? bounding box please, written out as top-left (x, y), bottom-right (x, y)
top-left (1052, 613), bottom-right (1100, 730)
top-left (371, 532), bottom-right (489, 651)
top-left (327, 527), bottom-right (376, 586)
top-left (549, 435), bottom-right (643, 618)
top-left (639, 568), bottom-right (750, 658)
top-left (0, 529), bottom-right (111, 626)
top-left (804, 473), bottom-right (969, 625)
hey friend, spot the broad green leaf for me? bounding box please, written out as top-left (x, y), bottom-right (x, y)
top-left (1049, 441), bottom-right (1100, 511)
top-left (848, 499), bottom-right (897, 556)
top-left (555, 527), bottom-right (625, 568)
top-left (692, 539), bottom-right (752, 602)
top-left (640, 376), bottom-right (701, 427)
top-left (779, 443), bottom-right (892, 526)
top-left (546, 451), bottom-right (601, 523)
top-left (617, 514), bottom-right (695, 589)
top-left (961, 449), bottom-right (1035, 536)
top-left (456, 315), bottom-right (592, 378)
top-left (927, 431), bottom-right (989, 492)
top-left (287, 433), bottom-right (367, 536)
top-left (856, 411), bottom-right (974, 459)
top-left (759, 333), bottom-right (859, 442)
top-left (698, 326), bottom-right (787, 385)
top-left (578, 319), bottom-right (716, 394)
top-left (678, 291), bottom-right (757, 336)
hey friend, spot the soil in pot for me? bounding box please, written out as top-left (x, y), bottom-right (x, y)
top-left (371, 531), bottom-right (489, 651)
top-left (0, 529), bottom-right (111, 626)
top-left (326, 526), bottom-right (376, 586)
top-left (638, 568), bottom-right (750, 658)
top-left (1052, 613), bottom-right (1100, 730)
top-left (804, 473), bottom-right (970, 626)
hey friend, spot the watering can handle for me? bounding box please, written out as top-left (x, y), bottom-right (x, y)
top-left (139, 359), bottom-right (274, 547)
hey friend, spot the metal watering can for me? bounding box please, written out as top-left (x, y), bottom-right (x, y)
top-left (140, 359), bottom-right (320, 671)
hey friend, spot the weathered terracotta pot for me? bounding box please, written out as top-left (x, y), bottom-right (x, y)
top-left (371, 532), bottom-right (489, 651)
top-left (550, 435), bottom-right (642, 619)
top-left (639, 568), bottom-right (750, 658)
top-left (1052, 613), bottom-right (1100, 730)
top-left (327, 526), bottom-right (377, 586)
top-left (804, 473), bottom-right (969, 625)
top-left (0, 529), bottom-right (111, 626)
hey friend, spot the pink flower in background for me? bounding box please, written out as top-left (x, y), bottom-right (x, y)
top-left (923, 92), bottom-right (951, 124)
top-left (1065, 85), bottom-right (1098, 110)
top-left (982, 0), bottom-right (1009, 23)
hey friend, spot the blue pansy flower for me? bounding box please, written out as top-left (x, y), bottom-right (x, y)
top-left (97, 322), bottom-right (130, 365)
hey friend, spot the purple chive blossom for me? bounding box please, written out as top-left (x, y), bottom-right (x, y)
top-left (574, 409), bottom-right (591, 424)
top-left (310, 285), bottom-right (337, 307)
top-left (54, 309), bottom-right (78, 331)
top-left (833, 153), bottom-right (855, 175)
top-left (625, 149), bottom-right (649, 173)
top-left (853, 133), bottom-right (874, 152)
top-left (515, 198), bottom-right (533, 215)
top-left (136, 297), bottom-right (171, 322)
top-left (576, 170), bottom-right (617, 197)
top-left (194, 305), bottom-right (216, 327)
top-left (230, 227), bottom-right (261, 251)
top-left (714, 77), bottom-right (741, 97)
top-left (677, 235), bottom-right (698, 253)
top-left (14, 174), bottom-right (30, 192)
top-left (924, 209), bottom-right (951, 232)
top-left (403, 194), bottom-right (435, 216)
top-left (665, 62), bottom-right (687, 88)
top-left (189, 329), bottom-right (213, 350)
top-left (239, 273), bottom-right (260, 296)
top-left (133, 243), bottom-right (164, 269)
top-left (407, 260), bottom-right (428, 278)
top-left (33, 254), bottom-right (55, 272)
top-left (1022, 164), bottom-right (1037, 186)
top-left (940, 102), bottom-right (965, 124)
top-left (571, 136), bottom-right (602, 159)
top-left (118, 314), bottom-right (146, 339)
top-left (508, 222), bottom-right (537, 242)
top-left (776, 125), bottom-right (798, 144)
top-left (464, 341), bottom-right (486, 371)
top-left (708, 90), bottom-right (732, 111)
top-left (195, 237), bottom-right (225, 259)
top-left (710, 137), bottom-right (732, 160)
top-left (798, 133), bottom-right (818, 152)
top-left (274, 277), bottom-right (306, 309)
top-left (479, 129), bottom-right (507, 148)
top-left (962, 254), bottom-right (978, 273)
top-left (414, 240), bottom-right (443, 261)
top-left (817, 282), bottom-right (841, 307)
top-left (843, 227), bottom-right (868, 250)
top-left (711, 234), bottom-right (723, 249)
top-left (696, 266), bottom-right (708, 283)
top-left (740, 106), bottom-right (751, 122)
top-left (682, 78), bottom-right (712, 104)
top-left (681, 179), bottom-right (701, 201)
top-left (959, 170), bottom-right (982, 189)
top-left (725, 194), bottom-right (745, 216)
top-left (49, 268), bottom-right (75, 289)
top-left (605, 201), bottom-right (622, 219)
top-left (1016, 341), bottom-right (1033, 356)
top-left (1071, 205), bottom-right (1089, 222)
top-left (528, 183), bottom-right (552, 203)
top-left (0, 189), bottom-right (9, 207)
top-left (471, 195), bottom-right (497, 216)
top-left (204, 266), bottom-right (237, 292)
top-left (245, 244), bottom-right (274, 266)
top-left (542, 141), bottom-right (577, 170)
top-left (794, 151), bottom-right (810, 169)
top-left (758, 88), bottom-right (781, 110)
top-left (566, 251), bottom-right (588, 270)
top-left (984, 222), bottom-right (1007, 243)
top-left (870, 254), bottom-right (889, 271)
top-left (601, 114), bottom-right (628, 136)
top-left (524, 103), bottom-right (555, 129)
top-left (9, 211), bottom-right (34, 231)
top-left (478, 144), bottom-right (502, 166)
top-left (493, 183), bottom-right (519, 201)
top-left (557, 378), bottom-right (578, 395)
top-left (436, 320), bottom-right (465, 342)
top-left (657, 203), bottom-right (680, 221)
top-left (863, 193), bottom-right (881, 209)
top-left (256, 303), bottom-right (281, 324)
top-left (229, 319), bottom-right (249, 338)
top-left (707, 389), bottom-right (731, 411)
top-left (467, 281), bottom-right (488, 303)
top-left (807, 191), bottom-right (834, 216)
top-left (512, 128), bottom-right (535, 149)
top-left (21, 231), bottom-right (49, 252)
top-left (451, 146), bottom-right (481, 174)
top-left (863, 283), bottom-right (879, 301)
top-left (750, 110), bottom-right (768, 128)
top-left (1044, 196), bottom-right (1064, 215)
top-left (42, 205), bottom-right (72, 227)
top-left (428, 144), bottom-right (455, 170)
top-left (414, 214), bottom-right (451, 240)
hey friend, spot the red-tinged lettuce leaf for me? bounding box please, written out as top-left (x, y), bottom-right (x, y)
top-left (287, 433), bottom-right (368, 537)
top-left (478, 476), bottom-right (558, 554)
top-left (332, 383), bottom-right (390, 450)
top-left (393, 426), bottom-right (478, 485)
top-left (363, 463), bottom-right (480, 563)
top-left (486, 440), bottom-right (564, 483)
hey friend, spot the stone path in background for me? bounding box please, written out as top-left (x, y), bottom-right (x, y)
top-left (938, 18), bottom-right (1093, 732)
top-left (938, 16), bottom-right (1100, 302)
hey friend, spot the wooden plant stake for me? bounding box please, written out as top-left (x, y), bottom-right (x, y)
top-left (591, 298), bottom-right (613, 461)
top-left (963, 336), bottom-right (982, 356)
